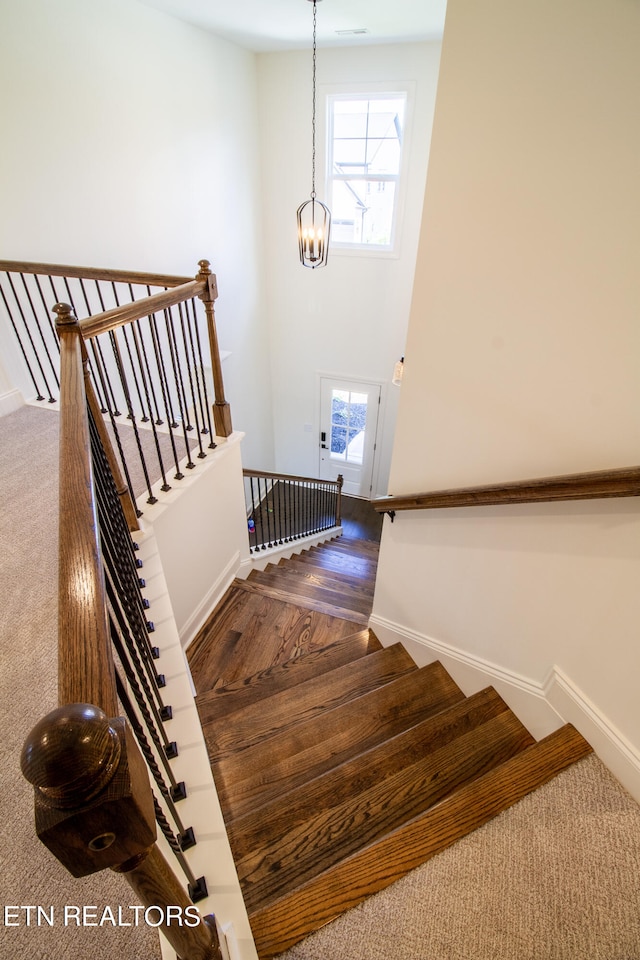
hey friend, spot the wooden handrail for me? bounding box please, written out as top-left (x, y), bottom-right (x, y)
top-left (0, 258), bottom-right (191, 288)
top-left (373, 466), bottom-right (640, 514)
top-left (244, 467), bottom-right (343, 487)
top-left (55, 303), bottom-right (118, 715)
top-left (80, 278), bottom-right (206, 338)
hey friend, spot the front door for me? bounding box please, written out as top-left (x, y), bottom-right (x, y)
top-left (319, 377), bottom-right (381, 497)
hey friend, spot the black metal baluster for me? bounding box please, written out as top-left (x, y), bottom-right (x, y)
top-left (80, 278), bottom-right (121, 416)
top-left (130, 320), bottom-right (171, 494)
top-left (89, 410), bottom-right (169, 715)
top-left (175, 302), bottom-right (195, 433)
top-left (116, 671), bottom-right (186, 808)
top-left (152, 797), bottom-right (207, 902)
top-left (107, 578), bottom-right (174, 744)
top-left (258, 478), bottom-right (267, 550)
top-left (19, 273), bottom-right (60, 389)
top-left (185, 299), bottom-right (209, 443)
top-left (188, 297), bottom-right (216, 446)
top-left (162, 306), bottom-right (194, 475)
top-left (148, 311), bottom-right (184, 479)
top-left (249, 476), bottom-right (257, 553)
top-left (274, 479), bottom-right (283, 544)
top-left (265, 477), bottom-right (274, 548)
top-left (33, 275), bottom-right (60, 354)
top-left (137, 314), bottom-right (164, 427)
top-left (115, 285), bottom-right (151, 423)
top-left (0, 279), bottom-right (45, 400)
top-left (178, 302), bottom-right (206, 459)
top-left (3, 274), bottom-right (56, 401)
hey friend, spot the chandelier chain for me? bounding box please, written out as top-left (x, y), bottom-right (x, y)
top-left (311, 0), bottom-right (317, 198)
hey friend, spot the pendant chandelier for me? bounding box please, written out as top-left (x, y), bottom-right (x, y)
top-left (297, 0), bottom-right (331, 268)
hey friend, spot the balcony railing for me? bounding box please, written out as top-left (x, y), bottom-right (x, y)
top-left (0, 258), bottom-right (231, 520)
top-left (243, 468), bottom-right (343, 553)
top-left (18, 264), bottom-right (230, 959)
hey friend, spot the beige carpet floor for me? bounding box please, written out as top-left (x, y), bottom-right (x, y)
top-left (275, 752), bottom-right (640, 960)
top-left (0, 404), bottom-right (161, 959)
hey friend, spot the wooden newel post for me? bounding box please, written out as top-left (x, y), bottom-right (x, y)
top-left (196, 260), bottom-right (232, 439)
top-left (21, 704), bottom-right (222, 960)
top-left (336, 473), bottom-right (344, 526)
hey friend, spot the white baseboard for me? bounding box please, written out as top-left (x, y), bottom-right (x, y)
top-left (0, 389), bottom-right (24, 417)
top-left (180, 551), bottom-right (241, 652)
top-left (369, 614), bottom-right (640, 804)
top-left (546, 667), bottom-right (640, 802)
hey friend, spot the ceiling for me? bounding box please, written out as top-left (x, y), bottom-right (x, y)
top-left (138, 0), bottom-right (447, 52)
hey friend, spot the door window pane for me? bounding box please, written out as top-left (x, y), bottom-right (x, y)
top-left (330, 390), bottom-right (368, 464)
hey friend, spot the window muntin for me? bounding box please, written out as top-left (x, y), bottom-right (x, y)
top-left (330, 389), bottom-right (368, 465)
top-left (327, 95), bottom-right (407, 251)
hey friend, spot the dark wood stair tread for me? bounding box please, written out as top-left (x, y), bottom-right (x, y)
top-left (188, 587), bottom-right (363, 690)
top-left (246, 567), bottom-right (374, 610)
top-left (248, 723), bottom-right (593, 958)
top-left (321, 537), bottom-right (380, 559)
top-left (227, 685), bottom-right (514, 860)
top-left (201, 643), bottom-right (417, 762)
top-left (212, 661), bottom-right (465, 820)
top-left (233, 576), bottom-right (372, 625)
top-left (280, 556), bottom-right (376, 590)
top-left (237, 709), bottom-right (534, 913)
top-left (255, 565), bottom-right (375, 599)
top-left (295, 548), bottom-right (377, 575)
top-left (196, 628), bottom-right (381, 721)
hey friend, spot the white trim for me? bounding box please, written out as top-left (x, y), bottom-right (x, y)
top-left (369, 613), bottom-right (640, 803)
top-left (320, 81), bottom-right (417, 259)
top-left (316, 371), bottom-right (387, 499)
top-left (546, 667), bottom-right (640, 802)
top-left (368, 613), bottom-right (561, 739)
top-left (180, 550), bottom-right (241, 652)
top-left (0, 388), bottom-right (24, 417)
top-left (135, 524), bottom-right (258, 960)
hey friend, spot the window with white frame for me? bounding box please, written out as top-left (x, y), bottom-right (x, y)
top-left (326, 93), bottom-right (407, 252)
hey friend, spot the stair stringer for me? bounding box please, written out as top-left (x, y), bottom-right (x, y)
top-left (237, 525), bottom-right (343, 576)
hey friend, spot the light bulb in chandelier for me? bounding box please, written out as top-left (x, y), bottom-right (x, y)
top-left (297, 197), bottom-right (331, 268)
top-left (297, 0), bottom-right (331, 268)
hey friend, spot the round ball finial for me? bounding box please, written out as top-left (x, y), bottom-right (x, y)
top-left (21, 703), bottom-right (121, 809)
top-left (52, 302), bottom-right (76, 326)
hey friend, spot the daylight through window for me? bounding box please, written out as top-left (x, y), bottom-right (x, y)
top-left (327, 94), bottom-right (407, 251)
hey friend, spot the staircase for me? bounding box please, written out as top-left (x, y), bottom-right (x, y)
top-left (187, 534), bottom-right (592, 959)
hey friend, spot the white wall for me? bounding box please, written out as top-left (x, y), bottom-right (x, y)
top-left (145, 433), bottom-right (250, 646)
top-left (0, 0), bottom-right (274, 467)
top-left (256, 42), bottom-right (441, 493)
top-left (373, 0), bottom-right (640, 799)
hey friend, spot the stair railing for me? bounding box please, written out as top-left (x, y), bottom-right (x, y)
top-left (20, 309), bottom-right (223, 959)
top-left (0, 258), bottom-right (231, 518)
top-left (373, 466), bottom-right (640, 519)
top-left (243, 468), bottom-right (343, 553)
